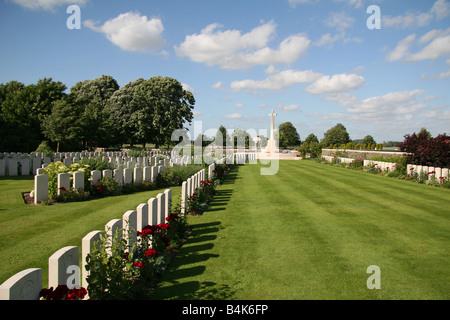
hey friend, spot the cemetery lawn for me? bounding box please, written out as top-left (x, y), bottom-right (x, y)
top-left (0, 175), bottom-right (181, 287)
top-left (152, 160), bottom-right (450, 300)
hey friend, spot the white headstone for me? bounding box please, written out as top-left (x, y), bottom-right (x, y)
top-left (134, 167), bottom-right (142, 185)
top-left (48, 246), bottom-right (79, 289)
top-left (123, 210), bottom-right (137, 250)
top-left (156, 193), bottom-right (165, 225)
top-left (123, 168), bottom-right (132, 185)
top-left (81, 230), bottom-right (102, 291)
top-left (164, 189), bottom-right (172, 220)
top-left (34, 174), bottom-right (48, 204)
top-left (91, 170), bottom-right (101, 185)
top-left (136, 203), bottom-right (149, 231)
top-left (0, 268), bottom-right (42, 300)
top-left (113, 169), bottom-right (123, 185)
top-left (57, 173), bottom-right (71, 195)
top-left (148, 198), bottom-right (158, 225)
top-left (73, 171), bottom-right (84, 191)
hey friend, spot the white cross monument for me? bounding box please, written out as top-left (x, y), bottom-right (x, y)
top-left (266, 109), bottom-right (278, 154)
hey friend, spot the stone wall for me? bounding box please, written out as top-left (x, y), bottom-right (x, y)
top-left (321, 148), bottom-right (407, 160)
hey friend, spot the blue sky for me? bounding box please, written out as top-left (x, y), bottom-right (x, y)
top-left (1, 0), bottom-right (449, 143)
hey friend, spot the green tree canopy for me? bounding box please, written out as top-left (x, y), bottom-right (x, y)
top-left (322, 123), bottom-right (351, 146)
top-left (278, 122), bottom-right (301, 148)
top-left (0, 78), bottom-right (67, 152)
top-left (361, 135), bottom-right (376, 146)
top-left (133, 76), bottom-right (195, 148)
top-left (305, 133), bottom-right (319, 144)
top-left (42, 97), bottom-right (83, 152)
top-left (69, 75), bottom-right (120, 149)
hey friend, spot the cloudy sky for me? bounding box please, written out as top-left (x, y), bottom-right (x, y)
top-left (1, 0), bottom-right (449, 142)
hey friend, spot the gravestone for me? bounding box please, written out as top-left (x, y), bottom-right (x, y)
top-left (0, 268), bottom-right (42, 300)
top-left (8, 159), bottom-right (17, 176)
top-left (91, 170), bottom-right (101, 185)
top-left (34, 174), bottom-right (48, 204)
top-left (151, 166), bottom-right (158, 183)
top-left (136, 203), bottom-right (149, 231)
top-left (105, 219), bottom-right (122, 256)
top-left (164, 189), bottom-right (172, 219)
top-left (123, 168), bottom-right (132, 185)
top-left (20, 158), bottom-right (30, 175)
top-left (134, 167), bottom-right (142, 185)
top-left (148, 198), bottom-right (158, 225)
top-left (113, 169), bottom-right (123, 185)
top-left (181, 181), bottom-right (187, 214)
top-left (0, 159), bottom-right (5, 176)
top-left (143, 166), bottom-right (151, 181)
top-left (123, 210), bottom-right (137, 250)
top-left (102, 169), bottom-right (112, 179)
top-left (81, 230), bottom-right (102, 291)
top-left (57, 173), bottom-right (71, 195)
top-left (73, 171), bottom-right (84, 191)
top-left (48, 246), bottom-right (79, 289)
top-left (156, 193), bottom-right (165, 224)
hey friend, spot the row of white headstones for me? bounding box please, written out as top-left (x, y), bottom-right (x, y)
top-left (0, 151), bottom-right (172, 177)
top-left (322, 155), bottom-right (450, 180)
top-left (0, 153), bottom-right (255, 300)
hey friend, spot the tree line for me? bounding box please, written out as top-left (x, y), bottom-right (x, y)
top-left (0, 75), bottom-right (195, 152)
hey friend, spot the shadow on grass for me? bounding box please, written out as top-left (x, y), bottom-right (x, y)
top-left (151, 221), bottom-right (235, 299)
top-left (150, 165), bottom-right (242, 300)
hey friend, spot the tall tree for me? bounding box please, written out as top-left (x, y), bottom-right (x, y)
top-left (361, 135), bottom-right (376, 146)
top-left (278, 122), bottom-right (301, 148)
top-left (69, 75), bottom-right (119, 149)
top-left (42, 97), bottom-right (83, 152)
top-left (0, 78), bottom-right (66, 152)
top-left (133, 76), bottom-right (195, 148)
top-left (322, 123), bottom-right (351, 146)
top-left (106, 78), bottom-right (146, 147)
top-left (304, 133), bottom-right (319, 144)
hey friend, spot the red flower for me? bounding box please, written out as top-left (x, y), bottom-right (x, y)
top-left (133, 261), bottom-right (144, 268)
top-left (98, 186), bottom-right (103, 193)
top-left (145, 249), bottom-right (159, 258)
top-left (166, 213), bottom-right (179, 222)
top-left (201, 180), bottom-right (205, 184)
top-left (59, 187), bottom-right (67, 191)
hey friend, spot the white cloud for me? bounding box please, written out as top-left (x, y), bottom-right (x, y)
top-left (326, 12), bottom-right (355, 33)
top-left (346, 89), bottom-right (427, 122)
top-left (225, 113), bottom-right (243, 119)
top-left (305, 73), bottom-right (365, 95)
top-left (230, 69), bottom-right (322, 92)
top-left (85, 12), bottom-right (165, 52)
top-left (383, 0), bottom-right (450, 29)
top-left (174, 21), bottom-right (310, 70)
top-left (12, 0), bottom-right (86, 10)
top-left (406, 35), bottom-right (450, 61)
top-left (181, 83), bottom-right (195, 93)
top-left (431, 0), bottom-right (450, 20)
top-left (325, 93), bottom-right (358, 106)
top-left (277, 104), bottom-right (301, 112)
top-left (386, 34), bottom-right (416, 62)
top-left (235, 103), bottom-right (245, 108)
top-left (193, 110), bottom-right (203, 116)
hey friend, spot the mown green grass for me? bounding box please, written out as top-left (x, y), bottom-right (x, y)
top-left (151, 160), bottom-right (450, 300)
top-left (0, 176), bottom-right (180, 287)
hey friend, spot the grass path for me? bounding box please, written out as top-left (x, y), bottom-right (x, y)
top-left (0, 176), bottom-right (180, 287)
top-left (151, 160), bottom-right (450, 300)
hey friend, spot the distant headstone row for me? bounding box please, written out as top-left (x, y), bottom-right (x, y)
top-left (322, 155), bottom-right (450, 181)
top-left (0, 151), bottom-right (171, 177)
